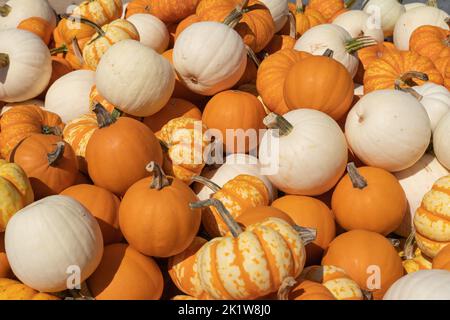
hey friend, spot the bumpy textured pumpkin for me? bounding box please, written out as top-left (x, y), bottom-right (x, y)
top-left (87, 243), bottom-right (164, 300)
top-left (61, 184), bottom-right (122, 245)
top-left (414, 175), bottom-right (450, 258)
top-left (119, 162), bottom-right (201, 257)
top-left (0, 233), bottom-right (12, 278)
top-left (17, 17), bottom-right (52, 45)
top-left (11, 135), bottom-right (78, 200)
top-left (0, 279), bottom-right (59, 300)
top-left (256, 49), bottom-right (311, 115)
top-left (410, 25), bottom-right (450, 62)
top-left (364, 49), bottom-right (443, 94)
top-left (291, 1), bottom-right (326, 37)
top-left (357, 42), bottom-right (398, 70)
top-left (434, 55), bottom-right (450, 90)
top-left (322, 229), bottom-right (404, 300)
top-left (332, 164), bottom-right (407, 235)
top-left (308, 0), bottom-right (347, 21)
top-left (125, 0), bottom-right (199, 23)
top-left (272, 195), bottom-right (336, 266)
top-left (284, 53), bottom-right (354, 121)
top-left (433, 244), bottom-right (450, 271)
top-left (0, 160), bottom-right (33, 232)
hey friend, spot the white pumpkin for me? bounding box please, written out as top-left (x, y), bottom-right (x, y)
top-left (95, 39), bottom-right (175, 117)
top-left (434, 112), bottom-right (450, 170)
top-left (404, 2), bottom-right (426, 11)
top-left (45, 70), bottom-right (95, 123)
top-left (194, 153), bottom-right (277, 202)
top-left (394, 153), bottom-right (449, 237)
top-left (410, 83), bottom-right (450, 132)
top-left (126, 13), bottom-right (169, 53)
top-left (260, 0), bottom-right (289, 33)
top-left (384, 270), bottom-right (450, 300)
top-left (5, 195), bottom-right (103, 293)
top-left (0, 0), bottom-right (56, 30)
top-left (173, 21), bottom-right (247, 96)
top-left (393, 6), bottom-right (449, 51)
top-left (1, 99), bottom-right (44, 115)
top-left (345, 89), bottom-right (432, 172)
top-left (259, 110), bottom-right (348, 196)
top-left (332, 10), bottom-right (384, 43)
top-left (362, 0), bottom-right (405, 37)
top-left (294, 24), bottom-right (372, 78)
top-left (0, 29), bottom-right (51, 103)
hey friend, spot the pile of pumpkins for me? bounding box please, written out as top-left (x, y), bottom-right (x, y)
top-left (0, 0), bottom-right (450, 300)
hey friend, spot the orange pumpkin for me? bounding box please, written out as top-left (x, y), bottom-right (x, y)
top-left (196, 0), bottom-right (275, 53)
top-left (202, 90), bottom-right (266, 153)
top-left (85, 104), bottom-right (163, 196)
top-left (262, 35), bottom-right (296, 56)
top-left (290, 0), bottom-right (326, 37)
top-left (10, 134), bottom-right (78, 200)
top-left (283, 53), bottom-right (354, 120)
top-left (363, 50), bottom-right (444, 94)
top-left (410, 25), bottom-right (450, 62)
top-left (272, 195), bottom-right (336, 265)
top-left (332, 163), bottom-right (407, 236)
top-left (89, 85), bottom-right (116, 113)
top-left (432, 244), bottom-right (450, 271)
top-left (278, 279), bottom-right (336, 300)
top-left (236, 206), bottom-right (294, 228)
top-left (434, 55), bottom-right (450, 90)
top-left (357, 42), bottom-right (398, 70)
top-left (60, 184), bottom-right (123, 245)
top-left (87, 243), bottom-right (164, 300)
top-left (257, 49), bottom-right (311, 114)
top-left (174, 14), bottom-right (201, 40)
top-left (308, 0), bottom-right (348, 22)
top-left (119, 162), bottom-right (202, 257)
top-left (0, 106), bottom-right (64, 160)
top-left (126, 0), bottom-right (199, 23)
top-left (17, 17), bottom-right (53, 45)
top-left (0, 233), bottom-right (12, 279)
top-left (322, 229), bottom-right (404, 300)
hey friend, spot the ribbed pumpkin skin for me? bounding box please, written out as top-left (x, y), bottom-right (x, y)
top-left (236, 206), bottom-right (294, 228)
top-left (126, 0), bottom-right (199, 23)
top-left (168, 237), bottom-right (207, 297)
top-left (434, 56), bottom-right (450, 90)
top-left (257, 49), bottom-right (311, 115)
top-left (322, 230), bottom-right (404, 300)
top-left (284, 55), bottom-right (354, 121)
top-left (196, 217), bottom-right (306, 300)
top-left (202, 175), bottom-right (270, 237)
top-left (410, 25), bottom-right (450, 62)
top-left (0, 233), bottom-right (12, 278)
top-left (414, 175), bottom-right (450, 258)
top-left (196, 0), bottom-right (275, 53)
top-left (291, 5), bottom-right (326, 37)
top-left (433, 244), bottom-right (450, 271)
top-left (0, 279), bottom-right (59, 300)
top-left (308, 0), bottom-right (346, 22)
top-left (358, 42), bottom-right (398, 70)
top-left (363, 51), bottom-right (444, 94)
top-left (17, 17), bottom-right (52, 45)
top-left (262, 35), bottom-right (296, 55)
top-left (0, 106), bottom-right (63, 160)
top-left (87, 243), bottom-right (164, 300)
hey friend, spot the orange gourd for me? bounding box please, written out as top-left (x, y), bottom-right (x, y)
top-left (0, 233), bottom-right (12, 279)
top-left (434, 55), bottom-right (450, 90)
top-left (332, 163), bottom-right (407, 236)
top-left (357, 42), bottom-right (398, 70)
top-left (17, 17), bottom-right (53, 45)
top-left (236, 206), bottom-right (294, 228)
top-left (262, 35), bottom-right (296, 56)
top-left (126, 0), bottom-right (200, 23)
top-left (433, 245), bottom-right (450, 271)
top-left (0, 279), bottom-right (59, 300)
top-left (291, 0), bottom-right (326, 37)
top-left (410, 25), bottom-right (450, 62)
top-left (308, 0), bottom-right (348, 22)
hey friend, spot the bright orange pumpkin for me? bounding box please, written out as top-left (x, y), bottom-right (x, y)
top-left (290, 0), bottom-right (326, 37)
top-left (126, 0), bottom-right (200, 23)
top-left (410, 25), bottom-right (450, 62)
top-left (308, 0), bottom-right (348, 22)
top-left (433, 244), bottom-right (450, 271)
top-left (357, 42), bottom-right (398, 70)
top-left (278, 279), bottom-right (336, 300)
top-left (17, 17), bottom-right (53, 45)
top-left (262, 35), bottom-right (296, 56)
top-left (236, 206), bottom-right (294, 228)
top-left (434, 55), bottom-right (450, 90)
top-left (174, 14), bottom-right (201, 40)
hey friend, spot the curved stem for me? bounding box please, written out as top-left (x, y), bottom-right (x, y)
top-left (0, 53), bottom-right (9, 69)
top-left (146, 161), bottom-right (170, 190)
top-left (323, 49), bottom-right (334, 58)
top-left (404, 229), bottom-right (416, 260)
top-left (288, 12), bottom-right (296, 39)
top-left (61, 14), bottom-right (105, 37)
top-left (42, 125), bottom-right (62, 136)
top-left (263, 113), bottom-right (293, 137)
top-left (345, 36), bottom-right (378, 54)
top-left (398, 71), bottom-right (429, 88)
top-left (246, 45), bottom-right (261, 68)
top-left (345, 0), bottom-right (357, 9)
top-left (72, 37), bottom-right (85, 65)
top-left (47, 142), bottom-right (65, 166)
top-left (50, 45), bottom-right (68, 56)
top-left (296, 0), bottom-right (304, 13)
top-left (223, 0), bottom-right (249, 27)
top-left (190, 175), bottom-right (222, 193)
top-left (293, 225), bottom-right (317, 246)
top-left (0, 4), bottom-right (11, 17)
top-left (190, 198), bottom-right (243, 238)
top-left (277, 277), bottom-right (297, 300)
top-left (92, 103), bottom-right (116, 128)
top-left (394, 83), bottom-right (423, 101)
top-left (347, 162), bottom-right (367, 189)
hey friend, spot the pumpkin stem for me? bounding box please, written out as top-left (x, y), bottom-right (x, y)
top-left (50, 44), bottom-right (68, 55)
top-left (361, 290), bottom-right (373, 300)
top-left (277, 276), bottom-right (297, 300)
top-left (426, 0), bottom-right (438, 7)
top-left (288, 11), bottom-right (297, 39)
top-left (0, 53), bottom-right (9, 69)
top-left (246, 45), bottom-right (261, 68)
top-left (93, 103), bottom-right (116, 128)
top-left (388, 238), bottom-right (401, 248)
top-left (293, 225), bottom-right (317, 245)
top-left (347, 162), bottom-right (368, 189)
top-left (263, 113), bottom-right (294, 137)
top-left (158, 139), bottom-right (169, 153)
top-left (345, 36), bottom-right (378, 54)
top-left (42, 125), bottom-right (62, 136)
top-left (47, 142), bottom-right (66, 166)
top-left (223, 0), bottom-right (249, 28)
top-left (0, 4), bottom-right (11, 17)
top-left (146, 161), bottom-right (170, 190)
top-left (394, 83), bottom-right (423, 101)
top-left (397, 71), bottom-right (429, 88)
top-left (190, 198), bottom-right (244, 238)
top-left (72, 37), bottom-right (85, 65)
top-left (61, 14), bottom-right (106, 37)
top-left (323, 49), bottom-right (334, 58)
top-left (296, 0), bottom-right (304, 13)
top-left (404, 229), bottom-right (416, 260)
top-left (345, 0), bottom-right (357, 9)
top-left (190, 175), bottom-right (222, 193)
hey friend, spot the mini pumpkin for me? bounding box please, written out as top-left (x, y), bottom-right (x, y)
top-left (433, 244), bottom-right (450, 271)
top-left (125, 0), bottom-right (199, 23)
top-left (17, 16), bottom-right (53, 45)
top-left (357, 42), bottom-right (398, 70)
top-left (236, 206), bottom-right (294, 228)
top-left (308, 0), bottom-right (349, 22)
top-left (291, 0), bottom-right (326, 37)
top-left (410, 25), bottom-right (450, 62)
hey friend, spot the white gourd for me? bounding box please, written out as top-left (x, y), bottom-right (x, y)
top-left (362, 0), bottom-right (405, 37)
top-left (0, 0), bottom-right (56, 30)
top-left (127, 13), bottom-right (169, 53)
top-left (333, 10), bottom-right (384, 43)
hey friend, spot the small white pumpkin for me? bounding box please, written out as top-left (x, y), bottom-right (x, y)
top-left (345, 89), bottom-right (431, 172)
top-left (404, 2), bottom-right (426, 11)
top-left (126, 13), bottom-right (169, 53)
top-left (95, 39), bottom-right (175, 117)
top-left (332, 10), bottom-right (384, 43)
top-left (0, 29), bottom-right (52, 103)
top-left (260, 0), bottom-right (289, 33)
top-left (434, 112), bottom-right (450, 170)
top-left (394, 153), bottom-right (449, 238)
top-left (5, 195), bottom-right (103, 293)
top-left (259, 110), bottom-right (348, 196)
top-left (362, 0), bottom-right (405, 37)
top-left (45, 70), bottom-right (95, 123)
top-left (0, 0), bottom-right (56, 30)
top-left (173, 21), bottom-right (247, 96)
top-left (393, 5), bottom-right (449, 51)
top-left (384, 270), bottom-right (450, 300)
top-left (194, 153), bottom-right (277, 203)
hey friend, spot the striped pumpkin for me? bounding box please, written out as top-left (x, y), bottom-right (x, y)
top-left (90, 85), bottom-right (116, 113)
top-left (0, 278), bottom-right (59, 300)
top-left (414, 175), bottom-right (450, 258)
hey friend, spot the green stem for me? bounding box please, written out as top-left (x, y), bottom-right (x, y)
top-left (263, 113), bottom-right (294, 137)
top-left (92, 103), bottom-right (116, 128)
top-left (0, 53), bottom-right (9, 69)
top-left (146, 161), bottom-right (170, 190)
top-left (0, 4), bottom-right (11, 17)
top-left (347, 162), bottom-right (368, 189)
top-left (190, 175), bottom-right (222, 193)
top-left (296, 0), bottom-right (304, 13)
top-left (47, 142), bottom-right (66, 166)
top-left (50, 45), bottom-right (68, 55)
top-left (345, 36), bottom-right (378, 54)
